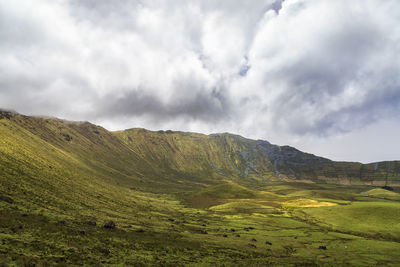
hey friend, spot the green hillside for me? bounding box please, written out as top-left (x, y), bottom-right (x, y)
top-left (1, 110), bottom-right (400, 266)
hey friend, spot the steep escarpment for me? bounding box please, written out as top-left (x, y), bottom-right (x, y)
top-left (1, 110), bottom-right (400, 191)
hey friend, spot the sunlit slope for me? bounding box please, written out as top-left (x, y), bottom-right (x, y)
top-left (114, 128), bottom-right (400, 186)
top-left (1, 111), bottom-right (223, 192)
top-left (2, 110), bottom-right (400, 190)
top-left (114, 129), bottom-right (277, 183)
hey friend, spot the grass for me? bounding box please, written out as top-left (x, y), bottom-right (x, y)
top-left (299, 201), bottom-right (400, 240)
top-left (1, 111), bottom-right (400, 266)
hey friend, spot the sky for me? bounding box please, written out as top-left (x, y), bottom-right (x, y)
top-left (1, 0), bottom-right (400, 163)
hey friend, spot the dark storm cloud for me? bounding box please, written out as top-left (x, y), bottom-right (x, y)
top-left (238, 0), bottom-right (400, 138)
top-left (96, 87), bottom-right (231, 123)
top-left (271, 0), bottom-right (285, 13)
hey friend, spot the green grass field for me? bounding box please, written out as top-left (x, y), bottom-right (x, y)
top-left (1, 111), bottom-right (400, 266)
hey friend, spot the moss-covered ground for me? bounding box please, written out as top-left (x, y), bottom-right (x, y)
top-left (2, 181), bottom-right (400, 266)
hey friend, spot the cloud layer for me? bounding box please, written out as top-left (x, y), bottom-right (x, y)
top-left (1, 0), bottom-right (400, 162)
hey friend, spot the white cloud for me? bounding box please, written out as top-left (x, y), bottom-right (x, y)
top-left (0, 0), bottom-right (399, 162)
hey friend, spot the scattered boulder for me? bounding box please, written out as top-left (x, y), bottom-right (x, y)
top-left (236, 234), bottom-right (241, 237)
top-left (78, 229), bottom-right (86, 235)
top-left (251, 238), bottom-right (257, 242)
top-left (168, 218), bottom-right (175, 222)
top-left (230, 228), bottom-right (236, 232)
top-left (62, 133), bottom-right (72, 141)
top-left (88, 220), bottom-right (97, 226)
top-left (22, 213), bottom-right (28, 217)
top-left (201, 224), bottom-right (206, 227)
top-left (103, 221), bottom-right (115, 229)
top-left (265, 241), bottom-right (272, 245)
top-left (319, 246), bottom-right (327, 250)
top-left (0, 111), bottom-right (12, 120)
top-left (0, 195), bottom-right (13, 204)
top-left (223, 234), bottom-right (228, 238)
top-left (248, 243), bottom-right (257, 248)
top-left (248, 227), bottom-right (255, 230)
top-left (136, 228), bottom-right (144, 233)
top-left (198, 229), bottom-right (208, 234)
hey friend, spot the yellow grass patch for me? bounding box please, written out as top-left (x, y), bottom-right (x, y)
top-left (282, 198), bottom-right (337, 208)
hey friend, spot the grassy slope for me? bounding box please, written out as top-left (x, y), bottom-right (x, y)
top-left (1, 111), bottom-right (400, 266)
top-left (114, 129), bottom-right (277, 184)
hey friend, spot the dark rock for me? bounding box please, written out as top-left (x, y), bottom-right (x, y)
top-left (248, 243), bottom-right (257, 248)
top-left (266, 241), bottom-right (272, 245)
top-left (230, 228), bottom-right (235, 232)
top-left (0, 111), bottom-right (13, 120)
top-left (198, 229), bottom-right (208, 234)
top-left (88, 220), bottom-right (97, 226)
top-left (62, 133), bottom-right (72, 141)
top-left (251, 238), bottom-right (257, 242)
top-left (236, 234), bottom-right (241, 237)
top-left (59, 220), bottom-right (67, 225)
top-left (101, 247), bottom-right (110, 255)
top-left (136, 228), bottom-right (144, 233)
top-left (223, 234), bottom-right (228, 238)
top-left (22, 213), bottom-right (28, 217)
top-left (0, 195), bottom-right (13, 203)
top-left (78, 229), bottom-right (86, 235)
top-left (319, 245), bottom-right (327, 250)
top-left (103, 221), bottom-right (115, 229)
top-left (201, 224), bottom-right (206, 227)
top-left (55, 257), bottom-right (66, 263)
top-left (168, 218), bottom-right (175, 222)
top-left (248, 227), bottom-right (255, 230)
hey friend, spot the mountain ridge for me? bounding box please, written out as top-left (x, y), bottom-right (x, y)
top-left (1, 109), bottom-right (399, 189)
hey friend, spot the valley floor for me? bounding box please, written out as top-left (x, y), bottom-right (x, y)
top-left (1, 181), bottom-right (400, 266)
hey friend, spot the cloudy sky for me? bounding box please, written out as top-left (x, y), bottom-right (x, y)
top-left (1, 0), bottom-right (400, 163)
